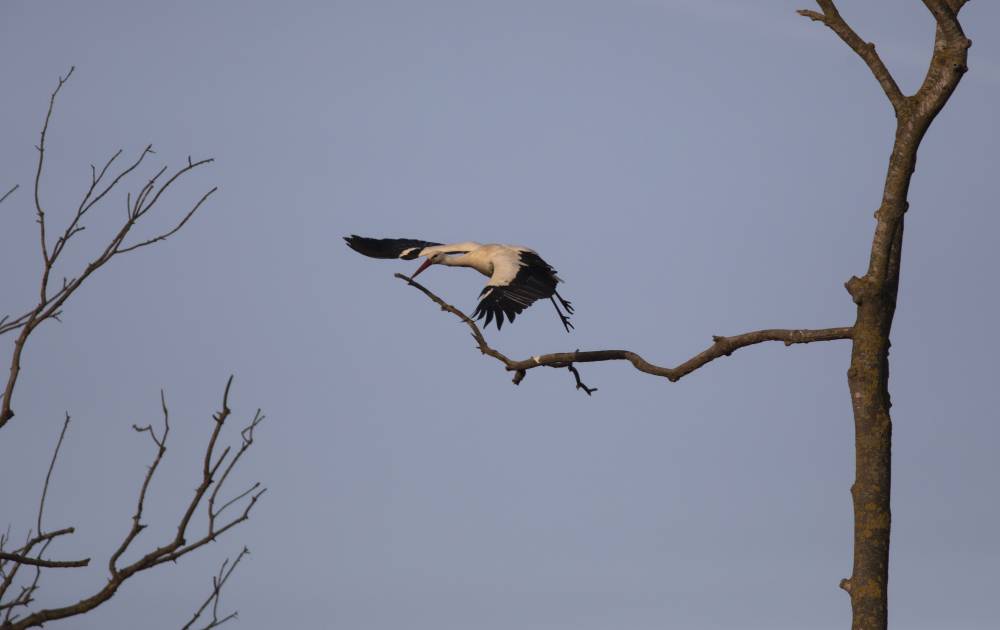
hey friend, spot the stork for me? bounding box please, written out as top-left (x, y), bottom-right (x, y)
top-left (344, 235), bottom-right (574, 332)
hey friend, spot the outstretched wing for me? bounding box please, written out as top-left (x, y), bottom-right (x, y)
top-left (473, 250), bottom-right (559, 330)
top-left (344, 235), bottom-right (442, 260)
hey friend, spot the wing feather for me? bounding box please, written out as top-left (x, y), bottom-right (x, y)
top-left (473, 250), bottom-right (562, 330)
top-left (344, 235), bottom-right (442, 260)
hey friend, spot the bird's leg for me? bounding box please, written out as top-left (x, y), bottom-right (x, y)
top-left (554, 290), bottom-right (574, 314)
top-left (549, 296), bottom-right (574, 332)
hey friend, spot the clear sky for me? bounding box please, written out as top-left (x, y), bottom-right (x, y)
top-left (1, 1), bottom-right (997, 629)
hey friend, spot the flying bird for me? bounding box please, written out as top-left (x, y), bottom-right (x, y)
top-left (344, 235), bottom-right (574, 332)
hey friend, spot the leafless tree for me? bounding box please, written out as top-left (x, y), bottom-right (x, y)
top-left (390, 3), bottom-right (971, 629)
top-left (0, 68), bottom-right (265, 629)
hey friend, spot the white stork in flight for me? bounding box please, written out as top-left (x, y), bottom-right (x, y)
top-left (345, 235), bottom-right (574, 332)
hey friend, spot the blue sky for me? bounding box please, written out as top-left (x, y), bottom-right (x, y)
top-left (1, 2), bottom-right (997, 628)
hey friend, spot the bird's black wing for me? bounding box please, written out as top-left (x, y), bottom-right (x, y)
top-left (344, 235), bottom-right (442, 260)
top-left (473, 252), bottom-right (559, 330)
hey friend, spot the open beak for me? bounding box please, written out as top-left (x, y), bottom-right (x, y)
top-left (410, 257), bottom-right (434, 280)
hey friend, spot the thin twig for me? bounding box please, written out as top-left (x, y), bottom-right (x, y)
top-left (0, 555), bottom-right (87, 570)
top-left (0, 185), bottom-right (17, 207)
top-left (565, 363), bottom-right (597, 396)
top-left (209, 410), bottom-right (265, 524)
top-left (37, 414), bottom-right (71, 533)
top-left (109, 393), bottom-right (170, 575)
top-left (116, 186), bottom-right (217, 254)
top-left (181, 547), bottom-right (250, 630)
top-left (34, 66), bottom-right (75, 266)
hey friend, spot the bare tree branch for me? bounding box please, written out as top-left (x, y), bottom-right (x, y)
top-left (182, 547), bottom-right (250, 630)
top-left (209, 410), bottom-right (264, 524)
top-left (37, 414), bottom-right (70, 532)
top-left (116, 185), bottom-right (217, 254)
top-left (33, 66), bottom-right (75, 267)
top-left (566, 363), bottom-right (597, 396)
top-left (0, 71), bottom-right (215, 430)
top-left (0, 531), bottom-right (86, 578)
top-left (108, 393), bottom-right (170, 574)
top-left (912, 0), bottom-right (971, 116)
top-left (2, 69), bottom-right (261, 630)
top-left (1, 529), bottom-right (75, 556)
top-left (394, 274), bottom-right (852, 393)
top-left (922, 0), bottom-right (968, 41)
top-left (0, 314), bottom-right (36, 338)
top-left (0, 186), bottom-right (16, 207)
top-left (2, 379), bottom-right (265, 630)
top-left (0, 555), bottom-right (87, 570)
top-left (797, 1), bottom-right (905, 111)
top-left (0, 416), bottom-right (87, 620)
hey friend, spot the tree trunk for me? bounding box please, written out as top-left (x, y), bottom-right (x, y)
top-left (842, 9), bottom-right (970, 627)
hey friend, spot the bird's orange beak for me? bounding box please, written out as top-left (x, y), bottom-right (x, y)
top-left (410, 257), bottom-right (434, 280)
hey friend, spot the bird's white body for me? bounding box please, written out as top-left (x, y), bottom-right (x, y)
top-left (345, 235), bottom-right (573, 331)
top-left (426, 243), bottom-right (536, 286)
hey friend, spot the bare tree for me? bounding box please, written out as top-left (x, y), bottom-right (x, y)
top-left (1, 68), bottom-right (265, 629)
top-left (389, 3), bottom-right (971, 629)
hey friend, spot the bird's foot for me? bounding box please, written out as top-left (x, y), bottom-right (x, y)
top-left (559, 314), bottom-right (575, 333)
top-left (555, 291), bottom-right (574, 314)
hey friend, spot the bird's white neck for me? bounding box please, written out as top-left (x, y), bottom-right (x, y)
top-left (440, 253), bottom-right (474, 268)
top-left (440, 251), bottom-right (492, 276)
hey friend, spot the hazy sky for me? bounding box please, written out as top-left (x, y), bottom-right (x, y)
top-left (1, 1), bottom-right (998, 629)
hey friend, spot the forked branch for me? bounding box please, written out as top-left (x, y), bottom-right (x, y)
top-left (0, 69), bottom-right (216, 430)
top-left (0, 417), bottom-right (86, 622)
top-left (797, 1), bottom-right (905, 111)
top-left (395, 274), bottom-right (852, 394)
top-left (922, 0), bottom-right (968, 41)
top-left (0, 379), bottom-right (265, 630)
top-left (0, 527), bottom-right (87, 618)
top-left (796, 3), bottom-right (970, 629)
top-left (182, 547), bottom-right (251, 630)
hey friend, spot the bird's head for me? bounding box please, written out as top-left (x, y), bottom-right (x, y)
top-left (410, 251), bottom-right (448, 279)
